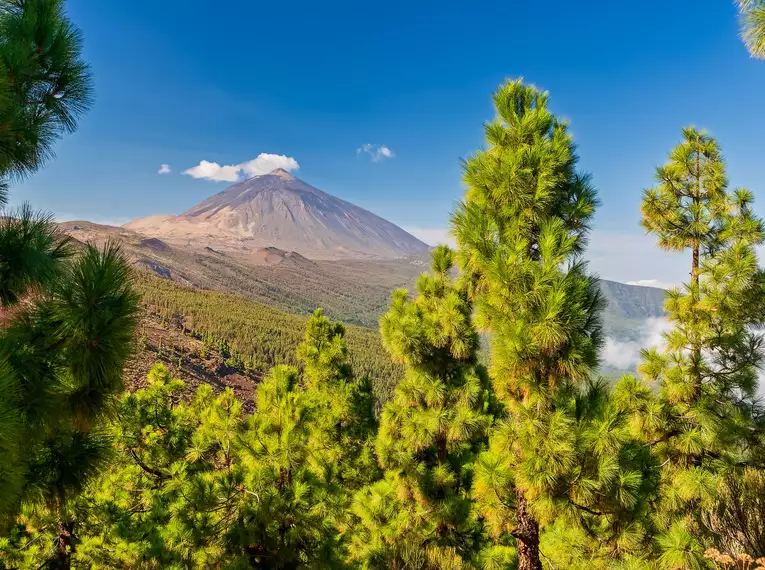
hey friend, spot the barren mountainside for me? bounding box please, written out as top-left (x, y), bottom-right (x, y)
top-left (124, 169), bottom-right (429, 259)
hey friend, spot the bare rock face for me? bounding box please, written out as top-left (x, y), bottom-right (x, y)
top-left (124, 169), bottom-right (429, 260)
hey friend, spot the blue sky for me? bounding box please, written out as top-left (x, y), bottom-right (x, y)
top-left (9, 0), bottom-right (765, 285)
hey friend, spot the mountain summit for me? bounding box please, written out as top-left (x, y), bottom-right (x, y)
top-left (124, 170), bottom-right (429, 259)
top-left (267, 168), bottom-right (295, 180)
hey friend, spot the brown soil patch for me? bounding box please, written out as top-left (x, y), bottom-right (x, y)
top-left (126, 310), bottom-right (260, 411)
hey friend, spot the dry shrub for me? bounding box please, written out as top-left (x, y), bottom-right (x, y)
top-left (705, 548), bottom-right (765, 570)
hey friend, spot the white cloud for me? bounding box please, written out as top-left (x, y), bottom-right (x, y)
top-left (602, 317), bottom-right (672, 370)
top-left (239, 153), bottom-right (300, 177)
top-left (183, 160), bottom-right (240, 182)
top-left (626, 279), bottom-right (677, 290)
top-left (183, 153), bottom-right (299, 182)
top-left (357, 143), bottom-right (395, 162)
top-left (404, 226), bottom-right (456, 248)
top-left (158, 164), bottom-right (171, 175)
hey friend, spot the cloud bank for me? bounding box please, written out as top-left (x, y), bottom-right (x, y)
top-left (183, 153), bottom-right (299, 182)
top-left (602, 317), bottom-right (672, 370)
top-left (357, 144), bottom-right (395, 162)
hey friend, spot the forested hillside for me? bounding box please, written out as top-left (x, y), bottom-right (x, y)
top-left (129, 268), bottom-right (667, 396)
top-left (124, 269), bottom-right (665, 408)
top-left (133, 271), bottom-right (403, 404)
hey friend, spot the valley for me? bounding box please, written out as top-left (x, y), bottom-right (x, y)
top-left (131, 271), bottom-right (403, 405)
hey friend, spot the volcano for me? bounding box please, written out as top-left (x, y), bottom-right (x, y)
top-left (124, 169), bottom-right (429, 259)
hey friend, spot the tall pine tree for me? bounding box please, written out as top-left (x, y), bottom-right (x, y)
top-left (298, 308), bottom-right (378, 494)
top-left (0, 243), bottom-right (139, 567)
top-left (349, 245), bottom-right (493, 569)
top-left (453, 79), bottom-right (657, 570)
top-left (230, 364), bottom-right (344, 567)
top-left (0, 4), bottom-right (139, 567)
top-left (634, 127), bottom-right (765, 567)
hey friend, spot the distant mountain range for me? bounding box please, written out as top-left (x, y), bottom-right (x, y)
top-left (60, 221), bottom-right (667, 343)
top-left (124, 169), bottom-right (429, 260)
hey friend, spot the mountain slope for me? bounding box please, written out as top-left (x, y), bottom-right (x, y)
top-left (598, 280), bottom-right (667, 345)
top-left (62, 221), bottom-right (667, 337)
top-left (124, 169), bottom-right (429, 259)
top-left (133, 271), bottom-right (402, 405)
top-left (598, 280), bottom-right (666, 320)
top-left (61, 221), bottom-right (430, 326)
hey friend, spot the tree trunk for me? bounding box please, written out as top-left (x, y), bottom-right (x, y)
top-left (692, 245), bottom-right (699, 287)
top-left (692, 243), bottom-right (700, 380)
top-left (692, 242), bottom-right (700, 375)
top-left (515, 489), bottom-right (542, 570)
top-left (691, 133), bottom-right (702, 395)
top-left (54, 518), bottom-right (74, 570)
top-left (692, 133), bottom-right (701, 290)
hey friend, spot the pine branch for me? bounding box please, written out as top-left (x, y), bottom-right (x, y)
top-left (569, 500), bottom-right (604, 517)
top-left (126, 448), bottom-right (168, 481)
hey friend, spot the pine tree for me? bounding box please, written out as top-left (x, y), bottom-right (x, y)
top-left (0, 0), bottom-right (92, 200)
top-left (120, 364), bottom-right (337, 568)
top-left (349, 245), bottom-right (493, 569)
top-left (235, 364), bottom-right (343, 567)
top-left (297, 308), bottom-right (379, 533)
top-left (0, 242), bottom-right (139, 566)
top-left (737, 1), bottom-right (765, 58)
top-left (452, 79), bottom-right (657, 570)
top-left (0, 205), bottom-right (71, 518)
top-left (5, 362), bottom-right (337, 568)
top-left (298, 308), bottom-right (377, 487)
top-left (703, 467), bottom-right (765, 558)
top-left (634, 127), bottom-right (765, 567)
top-left (0, 6), bottom-right (138, 567)
top-left (2, 364), bottom-right (243, 568)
